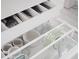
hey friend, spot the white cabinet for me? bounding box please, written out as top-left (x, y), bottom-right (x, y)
top-left (1, 0), bottom-right (78, 59)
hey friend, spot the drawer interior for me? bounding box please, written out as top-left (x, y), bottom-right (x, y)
top-left (33, 31), bottom-right (77, 59)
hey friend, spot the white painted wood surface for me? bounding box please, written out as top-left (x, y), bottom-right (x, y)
top-left (1, 0), bottom-right (46, 19)
top-left (2, 0), bottom-right (78, 59)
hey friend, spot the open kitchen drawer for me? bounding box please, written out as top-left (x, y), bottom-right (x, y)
top-left (1, 0), bottom-right (78, 59)
top-left (1, 0), bottom-right (47, 19)
top-left (1, 17), bottom-right (78, 59)
top-left (1, 0), bottom-right (64, 47)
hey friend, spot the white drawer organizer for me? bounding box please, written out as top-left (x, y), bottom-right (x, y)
top-left (1, 0), bottom-right (78, 59)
